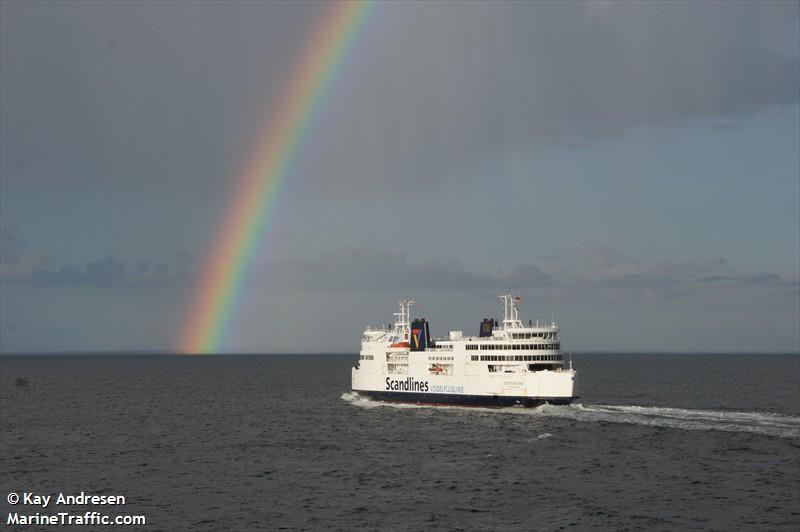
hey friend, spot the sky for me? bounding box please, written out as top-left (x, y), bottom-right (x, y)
top-left (1, 0), bottom-right (798, 354)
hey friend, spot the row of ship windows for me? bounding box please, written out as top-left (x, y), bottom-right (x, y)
top-left (429, 356), bottom-right (454, 361)
top-left (472, 355), bottom-right (562, 362)
top-left (465, 343), bottom-right (560, 351)
top-left (360, 354), bottom-right (374, 360)
top-left (511, 332), bottom-right (557, 340)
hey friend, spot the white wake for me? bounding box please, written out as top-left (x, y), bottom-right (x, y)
top-left (538, 403), bottom-right (800, 439)
top-left (341, 393), bottom-right (800, 439)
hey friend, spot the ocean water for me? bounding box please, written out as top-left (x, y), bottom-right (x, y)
top-left (1, 353), bottom-right (798, 531)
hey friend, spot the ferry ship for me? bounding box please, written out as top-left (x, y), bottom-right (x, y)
top-left (351, 293), bottom-right (576, 407)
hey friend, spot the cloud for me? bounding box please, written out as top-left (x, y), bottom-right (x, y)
top-left (1, 229), bottom-right (182, 288)
top-left (260, 248), bottom-right (552, 291)
top-left (0, 226), bottom-right (44, 280)
top-left (245, 246), bottom-right (799, 306)
top-left (549, 246), bottom-right (799, 303)
top-left (299, 0), bottom-right (800, 192)
top-left (27, 255), bottom-right (126, 287)
top-left (7, 238), bottom-right (794, 302)
top-left (2, 1), bottom-right (797, 194)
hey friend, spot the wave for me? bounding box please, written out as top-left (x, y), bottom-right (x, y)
top-left (341, 393), bottom-right (800, 438)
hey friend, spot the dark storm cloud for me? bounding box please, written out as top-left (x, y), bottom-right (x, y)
top-left (0, 0), bottom-right (318, 189)
top-left (2, 1), bottom-right (797, 192)
top-left (304, 0), bottom-right (800, 191)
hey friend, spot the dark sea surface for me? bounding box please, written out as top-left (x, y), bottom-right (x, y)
top-left (1, 353), bottom-right (799, 531)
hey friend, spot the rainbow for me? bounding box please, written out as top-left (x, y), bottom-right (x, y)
top-left (179, 0), bottom-right (375, 354)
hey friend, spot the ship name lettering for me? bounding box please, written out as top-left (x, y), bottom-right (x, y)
top-left (385, 377), bottom-right (429, 392)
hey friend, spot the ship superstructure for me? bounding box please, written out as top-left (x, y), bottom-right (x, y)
top-left (351, 292), bottom-right (576, 406)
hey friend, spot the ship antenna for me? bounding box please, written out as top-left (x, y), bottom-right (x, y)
top-left (499, 291), bottom-right (523, 329)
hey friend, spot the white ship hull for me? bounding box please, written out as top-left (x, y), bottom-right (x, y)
top-left (352, 368), bottom-right (576, 407)
top-left (351, 294), bottom-right (577, 407)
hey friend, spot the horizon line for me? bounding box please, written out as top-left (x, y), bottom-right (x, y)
top-left (1, 350), bottom-right (798, 357)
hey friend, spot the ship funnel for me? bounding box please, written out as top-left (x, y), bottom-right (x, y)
top-left (410, 318), bottom-right (431, 351)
